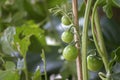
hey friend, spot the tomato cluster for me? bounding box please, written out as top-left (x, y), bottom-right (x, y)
top-left (61, 16), bottom-right (78, 61)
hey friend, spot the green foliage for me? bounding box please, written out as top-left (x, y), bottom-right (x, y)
top-left (14, 21), bottom-right (46, 56)
top-left (0, 0), bottom-right (120, 80)
top-left (0, 70), bottom-right (20, 80)
top-left (103, 4), bottom-right (113, 18)
top-left (0, 27), bottom-right (16, 55)
top-left (112, 0), bottom-right (120, 7)
top-left (32, 67), bottom-right (41, 80)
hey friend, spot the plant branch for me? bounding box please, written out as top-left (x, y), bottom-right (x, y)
top-left (94, 10), bottom-right (109, 72)
top-left (24, 56), bottom-right (28, 80)
top-left (91, 0), bottom-right (109, 72)
top-left (81, 0), bottom-right (93, 80)
top-left (72, 0), bottom-right (82, 80)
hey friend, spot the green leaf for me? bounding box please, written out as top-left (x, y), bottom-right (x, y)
top-left (47, 0), bottom-right (67, 8)
top-left (103, 4), bottom-right (113, 18)
top-left (114, 47), bottom-right (120, 63)
top-left (32, 66), bottom-right (41, 80)
top-left (0, 27), bottom-right (16, 55)
top-left (14, 21), bottom-right (46, 56)
top-left (0, 70), bottom-right (20, 80)
top-left (4, 61), bottom-right (16, 70)
top-left (111, 47), bottom-right (120, 63)
top-left (112, 0), bottom-right (120, 7)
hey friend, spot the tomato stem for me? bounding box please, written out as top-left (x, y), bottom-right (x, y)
top-left (72, 0), bottom-right (83, 80)
top-left (81, 0), bottom-right (93, 80)
top-left (24, 56), bottom-right (29, 80)
top-left (91, 0), bottom-right (109, 72)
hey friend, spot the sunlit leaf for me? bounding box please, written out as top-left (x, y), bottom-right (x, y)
top-left (0, 70), bottom-right (20, 80)
top-left (0, 27), bottom-right (16, 56)
top-left (4, 61), bottom-right (16, 70)
top-left (14, 21), bottom-right (46, 57)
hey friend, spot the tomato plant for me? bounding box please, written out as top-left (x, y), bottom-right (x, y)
top-left (0, 0), bottom-right (120, 80)
top-left (62, 45), bottom-right (78, 61)
top-left (87, 54), bottom-right (103, 72)
top-left (61, 30), bottom-right (74, 43)
top-left (61, 16), bottom-right (71, 25)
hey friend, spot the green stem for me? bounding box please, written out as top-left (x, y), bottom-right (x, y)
top-left (24, 56), bottom-right (28, 80)
top-left (81, 0), bottom-right (92, 80)
top-left (91, 0), bottom-right (109, 72)
top-left (44, 56), bottom-right (47, 80)
top-left (94, 10), bottom-right (109, 72)
top-left (41, 50), bottom-right (47, 80)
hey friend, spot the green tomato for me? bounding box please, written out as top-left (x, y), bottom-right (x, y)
top-left (87, 55), bottom-right (103, 72)
top-left (61, 31), bottom-right (74, 43)
top-left (63, 45), bottom-right (78, 61)
top-left (61, 16), bottom-right (71, 25)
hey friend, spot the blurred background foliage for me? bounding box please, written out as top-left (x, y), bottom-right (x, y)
top-left (0, 0), bottom-right (120, 80)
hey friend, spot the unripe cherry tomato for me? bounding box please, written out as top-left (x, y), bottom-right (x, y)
top-left (87, 54), bottom-right (103, 72)
top-left (61, 30), bottom-right (74, 43)
top-left (63, 45), bottom-right (78, 61)
top-left (61, 16), bottom-right (71, 25)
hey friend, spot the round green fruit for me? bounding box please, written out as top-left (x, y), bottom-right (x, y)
top-left (61, 31), bottom-right (74, 43)
top-left (87, 55), bottom-right (103, 72)
top-left (61, 16), bottom-right (71, 25)
top-left (63, 45), bottom-right (78, 61)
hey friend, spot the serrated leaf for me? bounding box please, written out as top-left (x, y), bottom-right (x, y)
top-left (14, 21), bottom-right (46, 57)
top-left (103, 4), bottom-right (113, 18)
top-left (112, 0), bottom-right (120, 7)
top-left (111, 47), bottom-right (120, 63)
top-left (0, 70), bottom-right (20, 80)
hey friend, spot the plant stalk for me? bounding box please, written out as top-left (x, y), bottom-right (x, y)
top-left (81, 0), bottom-right (93, 80)
top-left (24, 56), bottom-right (28, 80)
top-left (72, 0), bottom-right (83, 80)
top-left (94, 10), bottom-right (109, 72)
top-left (91, 0), bottom-right (109, 72)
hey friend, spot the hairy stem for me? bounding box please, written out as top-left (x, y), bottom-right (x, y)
top-left (94, 10), bottom-right (109, 72)
top-left (72, 0), bottom-right (83, 80)
top-left (81, 0), bottom-right (93, 80)
top-left (91, 0), bottom-right (109, 72)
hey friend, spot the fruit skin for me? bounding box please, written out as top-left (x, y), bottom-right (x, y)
top-left (87, 55), bottom-right (103, 72)
top-left (63, 45), bottom-right (78, 61)
top-left (61, 31), bottom-right (74, 43)
top-left (61, 16), bottom-right (71, 25)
